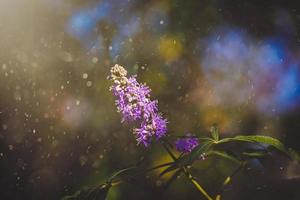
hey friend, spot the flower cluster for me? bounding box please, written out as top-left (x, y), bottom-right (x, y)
top-left (175, 135), bottom-right (199, 153)
top-left (109, 64), bottom-right (167, 147)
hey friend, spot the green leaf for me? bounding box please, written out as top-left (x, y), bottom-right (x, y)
top-left (217, 135), bottom-right (300, 161)
top-left (62, 184), bottom-right (110, 200)
top-left (159, 163), bottom-right (179, 177)
top-left (207, 150), bottom-right (240, 164)
top-left (242, 151), bottom-right (267, 158)
top-left (210, 124), bottom-right (219, 141)
top-left (108, 166), bottom-right (137, 182)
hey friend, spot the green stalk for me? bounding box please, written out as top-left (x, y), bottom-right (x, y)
top-left (190, 177), bottom-right (213, 200)
top-left (161, 141), bottom-right (214, 200)
top-left (182, 167), bottom-right (214, 200)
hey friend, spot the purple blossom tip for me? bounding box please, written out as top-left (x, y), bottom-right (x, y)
top-left (175, 135), bottom-right (199, 153)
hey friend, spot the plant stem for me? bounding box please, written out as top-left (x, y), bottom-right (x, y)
top-left (161, 141), bottom-right (214, 200)
top-left (182, 167), bottom-right (214, 200)
top-left (190, 178), bottom-right (213, 200)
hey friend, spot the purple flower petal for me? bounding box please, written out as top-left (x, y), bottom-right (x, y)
top-left (175, 135), bottom-right (199, 153)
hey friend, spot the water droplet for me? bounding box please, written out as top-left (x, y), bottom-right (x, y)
top-left (2, 124), bottom-right (8, 130)
top-left (257, 186), bottom-right (262, 190)
top-left (156, 180), bottom-right (162, 186)
top-left (79, 155), bottom-right (88, 166)
top-left (82, 73), bottom-right (88, 79)
top-left (60, 52), bottom-right (73, 62)
top-left (86, 81), bottom-right (92, 87)
top-left (92, 57), bottom-right (98, 63)
top-left (8, 145), bottom-right (14, 151)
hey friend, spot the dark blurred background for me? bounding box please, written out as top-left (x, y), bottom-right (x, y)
top-left (1, 0), bottom-right (300, 199)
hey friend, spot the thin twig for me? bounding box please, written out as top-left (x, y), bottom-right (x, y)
top-left (161, 142), bottom-right (214, 200)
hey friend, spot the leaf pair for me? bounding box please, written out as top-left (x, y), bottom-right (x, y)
top-left (216, 135), bottom-right (300, 162)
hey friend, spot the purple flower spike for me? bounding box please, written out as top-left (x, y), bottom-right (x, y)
top-left (152, 114), bottom-right (167, 139)
top-left (175, 135), bottom-right (199, 153)
top-left (109, 64), bottom-right (167, 147)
